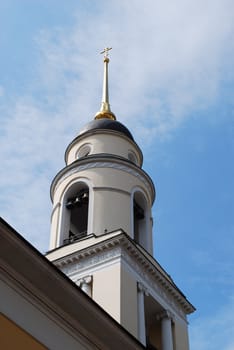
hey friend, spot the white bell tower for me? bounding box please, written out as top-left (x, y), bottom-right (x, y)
top-left (46, 49), bottom-right (195, 349)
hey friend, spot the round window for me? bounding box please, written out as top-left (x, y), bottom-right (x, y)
top-left (77, 144), bottom-right (91, 159)
top-left (128, 151), bottom-right (138, 165)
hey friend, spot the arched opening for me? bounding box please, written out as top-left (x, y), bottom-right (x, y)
top-left (60, 182), bottom-right (90, 246)
top-left (132, 189), bottom-right (152, 252)
top-left (134, 197), bottom-right (145, 244)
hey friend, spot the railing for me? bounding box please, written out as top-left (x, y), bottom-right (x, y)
top-left (63, 231), bottom-right (87, 245)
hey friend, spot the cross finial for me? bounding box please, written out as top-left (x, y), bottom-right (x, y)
top-left (100, 47), bottom-right (112, 60)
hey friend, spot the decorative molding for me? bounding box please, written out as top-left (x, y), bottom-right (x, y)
top-left (52, 233), bottom-right (195, 317)
top-left (156, 310), bottom-right (175, 322)
top-left (51, 158), bottom-right (155, 202)
top-left (56, 162), bottom-right (149, 190)
top-left (76, 275), bottom-right (93, 297)
top-left (60, 247), bottom-right (121, 277)
top-left (76, 275), bottom-right (92, 287)
top-left (137, 281), bottom-right (149, 296)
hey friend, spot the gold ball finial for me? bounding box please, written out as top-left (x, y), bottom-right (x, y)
top-left (95, 110), bottom-right (116, 120)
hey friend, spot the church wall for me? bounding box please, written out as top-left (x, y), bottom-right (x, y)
top-left (0, 314), bottom-right (47, 350)
top-left (120, 265), bottom-right (138, 338)
top-left (92, 189), bottom-right (131, 235)
top-left (173, 318), bottom-right (190, 350)
top-left (92, 263), bottom-right (121, 322)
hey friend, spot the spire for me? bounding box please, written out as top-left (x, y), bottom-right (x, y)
top-left (95, 47), bottom-right (116, 121)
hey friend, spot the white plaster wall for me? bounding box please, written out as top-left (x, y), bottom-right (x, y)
top-left (173, 318), bottom-right (190, 350)
top-left (92, 263), bottom-right (121, 323)
top-left (92, 189), bottom-right (131, 235)
top-left (120, 265), bottom-right (138, 338)
top-left (66, 133), bottom-right (142, 166)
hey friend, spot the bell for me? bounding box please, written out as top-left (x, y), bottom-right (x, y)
top-left (66, 200), bottom-right (74, 209)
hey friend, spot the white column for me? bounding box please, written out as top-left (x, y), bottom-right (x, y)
top-left (160, 311), bottom-right (174, 350)
top-left (137, 282), bottom-right (148, 346)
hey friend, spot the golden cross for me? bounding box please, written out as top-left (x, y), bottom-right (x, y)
top-left (100, 47), bottom-right (112, 59)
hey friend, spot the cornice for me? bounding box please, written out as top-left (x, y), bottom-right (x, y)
top-left (52, 233), bottom-right (195, 316)
top-left (50, 155), bottom-right (155, 203)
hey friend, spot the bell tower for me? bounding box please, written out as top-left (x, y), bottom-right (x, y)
top-left (46, 49), bottom-right (195, 349)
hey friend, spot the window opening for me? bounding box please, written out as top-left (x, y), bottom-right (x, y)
top-left (134, 199), bottom-right (145, 244)
top-left (76, 144), bottom-right (91, 158)
top-left (64, 189), bottom-right (89, 244)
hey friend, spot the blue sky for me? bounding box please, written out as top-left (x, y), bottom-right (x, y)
top-left (0, 1), bottom-right (233, 349)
